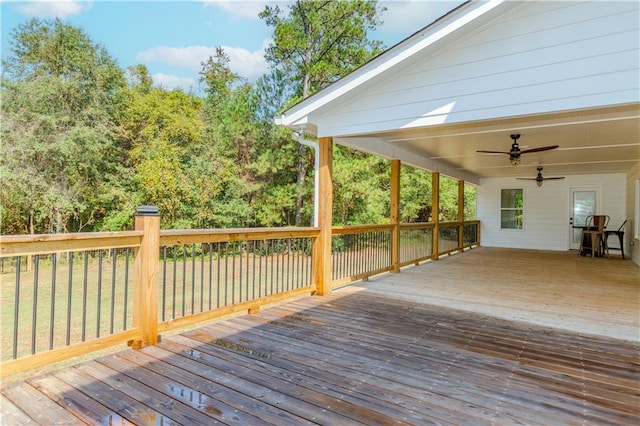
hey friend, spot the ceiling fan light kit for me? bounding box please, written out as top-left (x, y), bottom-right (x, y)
top-left (477, 133), bottom-right (559, 166)
top-left (516, 167), bottom-right (565, 187)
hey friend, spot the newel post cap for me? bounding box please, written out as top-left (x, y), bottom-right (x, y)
top-left (135, 205), bottom-right (160, 216)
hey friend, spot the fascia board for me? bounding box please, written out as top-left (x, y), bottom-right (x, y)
top-left (276, 0), bottom-right (507, 129)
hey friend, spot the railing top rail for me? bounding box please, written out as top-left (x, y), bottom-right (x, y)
top-left (160, 227), bottom-right (319, 246)
top-left (0, 231), bottom-right (144, 257)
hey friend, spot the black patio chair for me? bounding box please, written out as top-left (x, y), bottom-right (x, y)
top-left (604, 220), bottom-right (627, 259)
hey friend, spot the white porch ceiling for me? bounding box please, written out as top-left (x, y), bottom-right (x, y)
top-left (333, 103), bottom-right (640, 183)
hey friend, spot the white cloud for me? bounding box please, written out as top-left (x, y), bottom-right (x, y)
top-left (151, 73), bottom-right (198, 92)
top-left (15, 0), bottom-right (93, 18)
top-left (137, 41), bottom-right (269, 81)
top-left (200, 0), bottom-right (272, 20)
top-left (380, 0), bottom-right (464, 33)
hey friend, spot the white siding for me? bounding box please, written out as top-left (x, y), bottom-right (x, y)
top-left (477, 173), bottom-right (626, 251)
top-left (317, 1), bottom-right (639, 137)
top-left (626, 161), bottom-right (640, 265)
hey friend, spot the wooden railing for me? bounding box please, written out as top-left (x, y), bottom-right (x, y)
top-left (331, 224), bottom-right (394, 288)
top-left (0, 214), bottom-right (479, 377)
top-left (0, 222), bottom-right (319, 377)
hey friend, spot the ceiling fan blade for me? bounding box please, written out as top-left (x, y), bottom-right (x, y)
top-left (515, 178), bottom-right (537, 180)
top-left (543, 177), bottom-right (565, 180)
top-left (520, 145), bottom-right (559, 154)
top-left (476, 150), bottom-right (510, 154)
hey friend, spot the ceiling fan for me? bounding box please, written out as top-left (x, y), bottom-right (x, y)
top-left (516, 167), bottom-right (565, 187)
top-left (476, 133), bottom-right (559, 166)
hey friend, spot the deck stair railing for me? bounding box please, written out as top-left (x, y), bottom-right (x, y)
top-left (0, 207), bottom-right (479, 377)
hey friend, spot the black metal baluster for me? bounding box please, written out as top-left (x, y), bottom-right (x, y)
top-left (97, 250), bottom-right (103, 338)
top-left (49, 253), bottom-right (57, 350)
top-left (216, 243), bottom-right (221, 308)
top-left (182, 247), bottom-right (187, 317)
top-left (191, 244), bottom-right (196, 314)
top-left (172, 247), bottom-right (177, 319)
top-left (294, 239), bottom-right (300, 289)
top-left (208, 243), bottom-right (213, 311)
top-left (123, 248), bottom-right (130, 330)
top-left (162, 247), bottom-right (167, 322)
top-left (224, 242), bottom-right (229, 306)
top-left (66, 254), bottom-right (73, 345)
top-left (275, 239), bottom-right (281, 293)
top-left (252, 240), bottom-right (257, 300)
top-left (31, 255), bottom-right (39, 355)
top-left (238, 241), bottom-right (242, 303)
top-left (200, 243), bottom-right (205, 312)
top-left (245, 241), bottom-right (250, 302)
top-left (269, 240), bottom-right (274, 295)
top-left (13, 256), bottom-right (21, 359)
top-left (258, 241), bottom-right (263, 298)
top-left (286, 239), bottom-right (291, 291)
top-left (110, 249), bottom-right (117, 334)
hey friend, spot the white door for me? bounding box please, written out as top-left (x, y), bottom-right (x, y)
top-left (569, 188), bottom-right (599, 250)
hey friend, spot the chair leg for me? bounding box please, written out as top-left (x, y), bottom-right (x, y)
top-left (590, 233), bottom-right (599, 259)
top-left (618, 233), bottom-right (625, 259)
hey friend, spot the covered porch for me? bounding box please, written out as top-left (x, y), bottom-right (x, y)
top-left (2, 248), bottom-right (638, 424)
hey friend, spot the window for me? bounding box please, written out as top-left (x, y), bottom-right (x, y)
top-left (501, 189), bottom-right (523, 229)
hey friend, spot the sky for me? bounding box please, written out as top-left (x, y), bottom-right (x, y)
top-left (1, 0), bottom-right (466, 92)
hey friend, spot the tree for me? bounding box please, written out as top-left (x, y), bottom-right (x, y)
top-left (197, 48), bottom-right (261, 228)
top-left (260, 0), bottom-right (385, 226)
top-left (1, 19), bottom-right (126, 234)
top-left (116, 65), bottom-right (204, 229)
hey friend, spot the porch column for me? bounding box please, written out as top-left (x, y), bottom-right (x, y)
top-left (458, 180), bottom-right (465, 250)
top-left (390, 160), bottom-right (401, 273)
top-left (314, 137), bottom-right (333, 295)
top-left (432, 172), bottom-right (440, 260)
top-left (132, 206), bottom-right (160, 349)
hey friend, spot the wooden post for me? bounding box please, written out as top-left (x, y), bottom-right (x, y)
top-left (314, 137), bottom-right (333, 296)
top-left (131, 205), bottom-right (160, 349)
top-left (432, 172), bottom-right (440, 260)
top-left (390, 160), bottom-right (401, 272)
top-left (458, 180), bottom-right (465, 250)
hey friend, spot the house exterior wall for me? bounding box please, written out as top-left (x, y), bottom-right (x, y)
top-left (626, 162), bottom-right (640, 265)
top-left (316, 1), bottom-right (639, 137)
top-left (477, 173), bottom-right (626, 252)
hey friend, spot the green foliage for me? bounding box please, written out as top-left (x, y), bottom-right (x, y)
top-left (400, 166), bottom-right (433, 222)
top-left (1, 19), bottom-right (126, 234)
top-left (0, 13), bottom-right (477, 236)
top-left (333, 147), bottom-right (388, 225)
top-left (260, 0), bottom-right (385, 99)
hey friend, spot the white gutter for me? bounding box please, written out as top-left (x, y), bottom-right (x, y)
top-left (292, 129), bottom-right (319, 227)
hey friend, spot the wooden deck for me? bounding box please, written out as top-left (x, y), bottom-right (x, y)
top-left (354, 246), bottom-right (640, 341)
top-left (2, 247), bottom-right (639, 425)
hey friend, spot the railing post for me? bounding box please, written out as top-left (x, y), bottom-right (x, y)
top-left (314, 137), bottom-right (333, 295)
top-left (458, 180), bottom-right (465, 250)
top-left (432, 172), bottom-right (440, 259)
top-left (390, 160), bottom-right (401, 272)
top-left (131, 205), bottom-right (160, 349)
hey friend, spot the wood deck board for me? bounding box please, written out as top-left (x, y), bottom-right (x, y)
top-left (167, 332), bottom-right (452, 426)
top-left (2, 248), bottom-right (639, 425)
top-left (197, 319), bottom-right (567, 425)
top-left (221, 306), bottom-right (636, 421)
